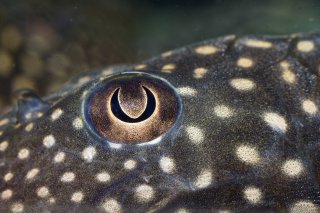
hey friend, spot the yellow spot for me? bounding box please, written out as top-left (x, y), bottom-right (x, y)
top-left (175, 208), bottom-right (190, 213)
top-left (290, 200), bottom-right (319, 213)
top-left (159, 156), bottom-right (175, 174)
top-left (37, 186), bottom-right (50, 198)
top-left (193, 67), bottom-right (208, 79)
top-left (96, 172), bottom-right (111, 183)
top-left (54, 151), bottom-right (65, 163)
top-left (214, 105), bottom-right (234, 118)
top-left (1, 189), bottom-right (13, 200)
top-left (60, 172), bottom-right (75, 183)
top-left (161, 63), bottom-right (176, 73)
top-left (25, 168), bottom-right (39, 180)
top-left (161, 51), bottom-right (173, 57)
top-left (194, 169), bottom-right (213, 189)
top-left (186, 126), bottom-right (204, 145)
top-left (243, 186), bottom-right (262, 204)
top-left (0, 141), bottom-right (9, 152)
top-left (195, 45), bottom-right (218, 55)
top-left (101, 198), bottom-right (122, 213)
top-left (135, 64), bottom-right (146, 70)
top-left (302, 99), bottom-right (318, 115)
top-left (282, 159), bottom-right (304, 177)
top-left (4, 172), bottom-right (14, 182)
top-left (10, 203), bottom-right (24, 213)
top-left (25, 123), bottom-right (33, 132)
top-left (17, 148), bottom-right (30, 160)
top-left (236, 145), bottom-right (260, 165)
top-left (123, 159), bottom-right (137, 170)
top-left (71, 191), bottom-right (84, 203)
top-left (102, 68), bottom-right (114, 76)
top-left (230, 78), bottom-right (256, 91)
top-left (135, 184), bottom-right (154, 203)
top-left (263, 112), bottom-right (288, 133)
top-left (297, 40), bottom-right (315, 53)
top-left (244, 39), bottom-right (272, 48)
top-left (0, 118), bottom-right (9, 126)
top-left (177, 87), bottom-right (197, 97)
top-left (237, 57), bottom-right (254, 68)
top-left (51, 108), bottom-right (63, 121)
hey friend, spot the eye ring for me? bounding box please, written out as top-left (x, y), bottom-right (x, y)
top-left (83, 72), bottom-right (182, 145)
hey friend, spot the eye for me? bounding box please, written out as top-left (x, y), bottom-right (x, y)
top-left (83, 72), bottom-right (181, 145)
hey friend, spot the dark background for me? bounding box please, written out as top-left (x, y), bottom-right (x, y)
top-left (0, 0), bottom-right (319, 111)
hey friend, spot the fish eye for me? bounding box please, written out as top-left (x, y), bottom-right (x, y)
top-left (83, 72), bottom-right (181, 145)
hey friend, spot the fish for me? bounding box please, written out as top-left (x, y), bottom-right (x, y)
top-left (0, 33), bottom-right (320, 213)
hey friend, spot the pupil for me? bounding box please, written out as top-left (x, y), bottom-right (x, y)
top-left (111, 86), bottom-right (156, 123)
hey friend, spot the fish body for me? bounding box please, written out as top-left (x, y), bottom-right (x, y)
top-left (0, 33), bottom-right (320, 212)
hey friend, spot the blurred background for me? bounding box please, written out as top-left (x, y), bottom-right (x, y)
top-left (0, 0), bottom-right (319, 111)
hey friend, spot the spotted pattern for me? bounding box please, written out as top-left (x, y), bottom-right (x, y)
top-left (0, 33), bottom-right (320, 212)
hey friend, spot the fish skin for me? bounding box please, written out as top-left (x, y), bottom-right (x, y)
top-left (0, 33), bottom-right (320, 213)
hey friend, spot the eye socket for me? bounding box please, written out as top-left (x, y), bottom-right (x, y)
top-left (83, 72), bottom-right (181, 144)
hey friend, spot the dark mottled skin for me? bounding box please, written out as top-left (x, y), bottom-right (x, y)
top-left (0, 33), bottom-right (320, 213)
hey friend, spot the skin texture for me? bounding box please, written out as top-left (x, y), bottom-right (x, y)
top-left (0, 33), bottom-right (320, 213)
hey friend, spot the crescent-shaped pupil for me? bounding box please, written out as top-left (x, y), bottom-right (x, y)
top-left (110, 87), bottom-right (156, 123)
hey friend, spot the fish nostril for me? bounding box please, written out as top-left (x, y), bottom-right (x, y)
top-left (83, 72), bottom-right (182, 145)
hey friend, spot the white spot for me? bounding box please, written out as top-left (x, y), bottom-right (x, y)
top-left (243, 186), bottom-right (262, 204)
top-left (297, 40), bottom-right (315, 53)
top-left (135, 64), bottom-right (147, 69)
top-left (237, 57), bottom-right (254, 68)
top-left (54, 151), bottom-right (65, 163)
top-left (4, 172), bottom-right (14, 182)
top-left (244, 39), bottom-right (272, 48)
top-left (161, 51), bottom-right (173, 57)
top-left (0, 118), bottom-right (9, 126)
top-left (290, 200), bottom-right (319, 213)
top-left (263, 112), bottom-right (288, 133)
top-left (0, 141), bottom-right (8, 151)
top-left (17, 148), bottom-right (30, 160)
top-left (109, 143), bottom-right (123, 149)
top-left (236, 145), bottom-right (260, 165)
top-left (123, 159), bottom-right (137, 170)
top-left (51, 108), bottom-right (63, 121)
top-left (159, 156), bottom-right (175, 174)
top-left (194, 45), bottom-right (218, 55)
top-left (214, 105), bottom-right (234, 118)
top-left (1, 189), bottom-right (13, 200)
top-left (194, 169), bottom-right (213, 189)
top-left (302, 99), bottom-right (318, 115)
top-left (82, 146), bottom-right (97, 163)
top-left (175, 208), bottom-right (190, 213)
top-left (193, 67), bottom-right (208, 79)
top-left (186, 126), bottom-right (204, 145)
top-left (60, 172), bottom-right (75, 183)
top-left (72, 117), bottom-right (83, 130)
top-left (280, 61), bottom-right (296, 84)
top-left (37, 186), bottom-right (50, 198)
top-left (230, 78), bottom-right (256, 91)
top-left (177, 87), bottom-right (197, 97)
top-left (282, 159), bottom-right (304, 177)
top-left (48, 197), bottom-right (56, 204)
top-left (25, 123), bottom-right (33, 132)
top-left (134, 184), bottom-right (154, 203)
top-left (77, 76), bottom-right (91, 85)
top-left (43, 135), bottom-right (56, 148)
top-left (161, 63), bottom-right (176, 73)
top-left (101, 198), bottom-right (122, 213)
top-left (96, 171), bottom-right (111, 183)
top-left (71, 191), bottom-right (84, 203)
top-left (10, 203), bottom-right (24, 213)
top-left (25, 168), bottom-right (39, 180)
